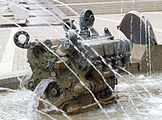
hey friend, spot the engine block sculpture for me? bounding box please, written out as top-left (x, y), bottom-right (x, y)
top-left (14, 9), bottom-right (132, 114)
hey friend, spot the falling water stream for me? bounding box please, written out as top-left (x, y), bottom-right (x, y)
top-left (0, 0), bottom-right (162, 120)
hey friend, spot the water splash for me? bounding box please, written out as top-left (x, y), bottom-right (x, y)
top-left (0, 89), bottom-right (38, 120)
top-left (32, 79), bottom-right (72, 120)
top-left (34, 79), bottom-right (54, 97)
top-left (28, 79), bottom-right (54, 120)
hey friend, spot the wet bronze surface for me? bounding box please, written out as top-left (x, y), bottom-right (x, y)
top-left (12, 9), bottom-right (162, 114)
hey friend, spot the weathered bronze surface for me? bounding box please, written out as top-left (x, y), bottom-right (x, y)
top-left (13, 9), bottom-right (162, 114)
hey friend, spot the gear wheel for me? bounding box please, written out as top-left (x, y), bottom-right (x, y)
top-left (45, 82), bottom-right (62, 102)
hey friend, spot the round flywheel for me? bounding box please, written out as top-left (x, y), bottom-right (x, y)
top-left (45, 82), bottom-right (61, 101)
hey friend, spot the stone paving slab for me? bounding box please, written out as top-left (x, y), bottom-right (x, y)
top-left (0, 0), bottom-right (69, 27)
top-left (0, 29), bottom-right (11, 61)
top-left (54, 0), bottom-right (162, 16)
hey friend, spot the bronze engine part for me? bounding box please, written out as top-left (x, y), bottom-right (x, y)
top-left (13, 9), bottom-right (132, 114)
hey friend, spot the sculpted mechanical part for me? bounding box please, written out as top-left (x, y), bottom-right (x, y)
top-left (14, 9), bottom-right (133, 114)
